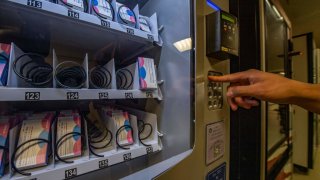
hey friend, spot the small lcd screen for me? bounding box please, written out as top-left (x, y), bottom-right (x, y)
top-left (221, 13), bottom-right (235, 23)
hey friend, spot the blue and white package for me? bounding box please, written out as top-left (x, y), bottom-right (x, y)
top-left (58, 0), bottom-right (87, 12)
top-left (138, 57), bottom-right (157, 90)
top-left (116, 2), bottom-right (136, 27)
top-left (139, 16), bottom-right (151, 33)
top-left (0, 43), bottom-right (10, 86)
top-left (92, 0), bottom-right (114, 20)
top-left (0, 117), bottom-right (10, 177)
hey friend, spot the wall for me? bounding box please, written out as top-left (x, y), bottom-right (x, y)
top-left (292, 14), bottom-right (320, 46)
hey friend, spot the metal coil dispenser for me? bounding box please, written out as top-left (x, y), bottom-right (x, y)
top-left (13, 53), bottom-right (53, 87)
top-left (55, 61), bottom-right (87, 89)
top-left (89, 66), bottom-right (112, 89)
top-left (116, 68), bottom-right (133, 90)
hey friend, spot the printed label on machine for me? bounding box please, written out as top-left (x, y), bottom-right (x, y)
top-left (206, 121), bottom-right (225, 165)
top-left (206, 163), bottom-right (226, 180)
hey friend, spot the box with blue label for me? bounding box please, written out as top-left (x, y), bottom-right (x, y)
top-left (0, 117), bottom-right (10, 177)
top-left (0, 43), bottom-right (10, 86)
top-left (138, 57), bottom-right (157, 90)
top-left (14, 113), bottom-right (54, 170)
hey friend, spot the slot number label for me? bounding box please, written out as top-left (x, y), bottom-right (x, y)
top-left (68, 10), bottom-right (79, 19)
top-left (146, 91), bottom-right (153, 98)
top-left (146, 146), bottom-right (153, 154)
top-left (25, 92), bottom-right (40, 101)
top-left (65, 168), bottom-right (77, 179)
top-left (99, 92), bottom-right (109, 99)
top-left (123, 153), bottom-right (132, 161)
top-left (67, 92), bottom-right (79, 100)
top-left (101, 20), bottom-right (110, 28)
top-left (127, 28), bottom-right (134, 35)
top-left (98, 159), bottom-right (109, 169)
top-left (147, 35), bottom-right (154, 41)
top-left (27, 0), bottom-right (42, 9)
top-left (125, 92), bottom-right (134, 99)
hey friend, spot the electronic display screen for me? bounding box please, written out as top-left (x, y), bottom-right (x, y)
top-left (222, 13), bottom-right (235, 23)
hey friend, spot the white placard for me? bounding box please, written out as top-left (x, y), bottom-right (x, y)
top-left (206, 121), bottom-right (225, 165)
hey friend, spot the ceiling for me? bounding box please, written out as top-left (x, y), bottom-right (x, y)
top-left (279, 0), bottom-right (320, 22)
top-left (279, 0), bottom-right (320, 46)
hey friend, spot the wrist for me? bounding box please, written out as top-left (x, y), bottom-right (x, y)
top-left (288, 80), bottom-right (315, 105)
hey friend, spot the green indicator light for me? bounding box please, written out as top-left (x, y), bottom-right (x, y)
top-left (222, 13), bottom-right (235, 23)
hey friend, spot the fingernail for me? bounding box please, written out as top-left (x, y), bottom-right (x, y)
top-left (227, 91), bottom-right (233, 97)
top-left (232, 106), bottom-right (238, 111)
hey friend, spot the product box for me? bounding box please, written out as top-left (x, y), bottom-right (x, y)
top-left (58, 0), bottom-right (87, 12)
top-left (59, 110), bottom-right (79, 117)
top-left (138, 57), bottom-right (157, 90)
top-left (92, 0), bottom-right (114, 20)
top-left (0, 43), bottom-right (10, 86)
top-left (15, 115), bottom-right (53, 170)
top-left (0, 118), bottom-right (10, 148)
top-left (30, 112), bottom-right (55, 120)
top-left (56, 115), bottom-right (82, 159)
top-left (116, 2), bottom-right (136, 27)
top-left (139, 17), bottom-right (152, 33)
top-left (113, 111), bottom-right (133, 146)
top-left (13, 112), bottom-right (32, 127)
top-left (0, 118), bottom-right (10, 177)
top-left (0, 149), bottom-right (5, 177)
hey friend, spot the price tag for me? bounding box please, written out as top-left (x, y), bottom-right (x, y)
top-left (146, 146), bottom-right (153, 154)
top-left (146, 91), bottom-right (153, 98)
top-left (27, 0), bottom-right (42, 8)
top-left (67, 92), bottom-right (79, 100)
top-left (25, 92), bottom-right (40, 101)
top-left (99, 159), bottom-right (108, 169)
top-left (125, 92), bottom-right (134, 99)
top-left (147, 35), bottom-right (154, 41)
top-left (127, 28), bottom-right (134, 35)
top-left (101, 20), bottom-right (110, 28)
top-left (123, 153), bottom-right (132, 161)
top-left (65, 168), bottom-right (77, 179)
top-left (68, 10), bottom-right (80, 19)
top-left (99, 92), bottom-right (109, 99)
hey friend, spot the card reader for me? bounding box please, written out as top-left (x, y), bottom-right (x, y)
top-left (206, 10), bottom-right (239, 60)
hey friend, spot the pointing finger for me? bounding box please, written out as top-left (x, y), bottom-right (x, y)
top-left (208, 71), bottom-right (250, 83)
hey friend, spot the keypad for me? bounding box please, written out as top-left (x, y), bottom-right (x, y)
top-left (208, 71), bottom-right (223, 110)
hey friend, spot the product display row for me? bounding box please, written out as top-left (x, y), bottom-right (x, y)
top-left (0, 103), bottom-right (160, 179)
top-left (8, 0), bottom-right (159, 43)
top-left (1, 43), bottom-right (158, 91)
top-left (54, 0), bottom-right (151, 32)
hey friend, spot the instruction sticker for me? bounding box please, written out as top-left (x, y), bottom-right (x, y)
top-left (206, 121), bottom-right (225, 165)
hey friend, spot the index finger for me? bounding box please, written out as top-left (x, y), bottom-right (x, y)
top-left (208, 71), bottom-right (249, 83)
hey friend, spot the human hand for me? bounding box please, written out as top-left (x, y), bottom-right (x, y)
top-left (208, 69), bottom-right (297, 111)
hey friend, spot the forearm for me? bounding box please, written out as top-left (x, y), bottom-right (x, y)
top-left (289, 81), bottom-right (320, 114)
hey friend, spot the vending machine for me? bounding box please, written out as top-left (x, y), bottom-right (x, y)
top-left (0, 0), bottom-right (195, 179)
top-left (159, 0), bottom-right (238, 179)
